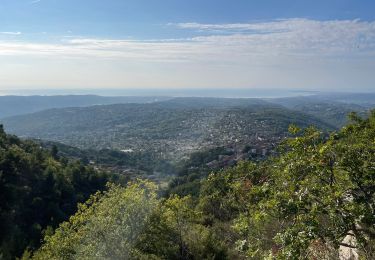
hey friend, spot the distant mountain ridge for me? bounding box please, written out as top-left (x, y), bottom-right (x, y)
top-left (1, 92), bottom-right (373, 119)
top-left (0, 95), bottom-right (171, 118)
top-left (1, 97), bottom-right (334, 160)
top-left (269, 93), bottom-right (374, 127)
top-left (269, 92), bottom-right (375, 108)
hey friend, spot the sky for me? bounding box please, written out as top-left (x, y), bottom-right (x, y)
top-left (0, 0), bottom-right (375, 93)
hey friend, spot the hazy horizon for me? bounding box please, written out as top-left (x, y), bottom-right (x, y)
top-left (1, 0), bottom-right (375, 92)
top-left (0, 88), bottom-right (372, 99)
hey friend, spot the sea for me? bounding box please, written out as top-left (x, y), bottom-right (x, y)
top-left (0, 88), bottom-right (317, 98)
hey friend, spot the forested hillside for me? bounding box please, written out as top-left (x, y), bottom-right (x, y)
top-left (27, 110), bottom-right (375, 259)
top-left (1, 96), bottom-right (374, 259)
top-left (0, 126), bottom-right (124, 259)
top-left (1, 98), bottom-right (333, 160)
top-left (269, 93), bottom-right (372, 128)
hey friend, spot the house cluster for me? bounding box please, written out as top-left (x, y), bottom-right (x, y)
top-left (205, 134), bottom-right (283, 169)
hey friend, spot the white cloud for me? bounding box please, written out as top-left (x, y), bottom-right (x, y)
top-left (30, 0), bottom-right (42, 4)
top-left (0, 18), bottom-right (374, 90)
top-left (0, 19), bottom-right (374, 60)
top-left (0, 31), bottom-right (22, 35)
top-left (175, 19), bottom-right (375, 54)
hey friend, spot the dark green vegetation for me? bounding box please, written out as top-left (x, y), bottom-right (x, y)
top-left (15, 110), bottom-right (374, 259)
top-left (166, 146), bottom-right (238, 198)
top-left (1, 94), bottom-right (374, 259)
top-left (38, 140), bottom-right (176, 177)
top-left (0, 126), bottom-right (126, 259)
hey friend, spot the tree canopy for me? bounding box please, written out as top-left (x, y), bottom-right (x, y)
top-left (199, 111), bottom-right (375, 258)
top-left (0, 125), bottom-right (113, 259)
top-left (3, 110), bottom-right (375, 259)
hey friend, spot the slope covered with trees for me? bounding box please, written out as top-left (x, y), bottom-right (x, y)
top-left (29, 111), bottom-right (375, 259)
top-left (1, 98), bottom-right (334, 160)
top-left (0, 125), bottom-right (120, 259)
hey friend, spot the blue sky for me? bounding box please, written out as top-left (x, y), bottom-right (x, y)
top-left (0, 0), bottom-right (375, 92)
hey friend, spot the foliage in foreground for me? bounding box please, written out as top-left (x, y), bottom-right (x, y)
top-left (28, 111), bottom-right (375, 259)
top-left (32, 180), bottom-right (230, 259)
top-left (33, 181), bottom-right (158, 259)
top-left (199, 111), bottom-right (375, 258)
top-left (0, 126), bottom-right (114, 259)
